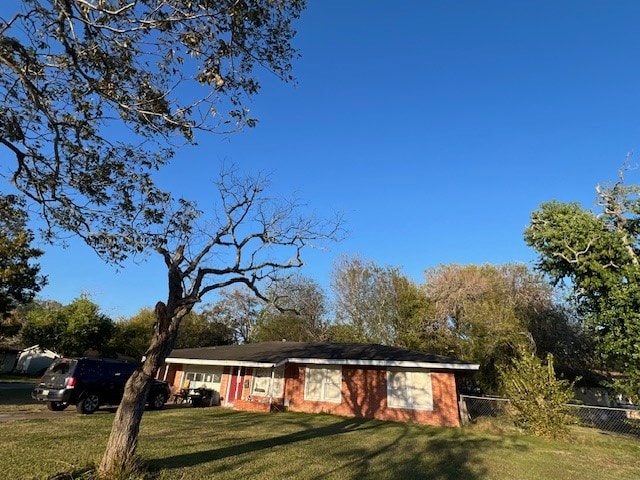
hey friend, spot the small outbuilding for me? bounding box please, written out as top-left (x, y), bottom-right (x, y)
top-left (14, 345), bottom-right (59, 376)
top-left (160, 342), bottom-right (479, 427)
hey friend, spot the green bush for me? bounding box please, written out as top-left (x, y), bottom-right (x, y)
top-left (501, 351), bottom-right (576, 438)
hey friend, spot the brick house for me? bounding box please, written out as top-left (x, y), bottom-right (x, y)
top-left (159, 342), bottom-right (479, 427)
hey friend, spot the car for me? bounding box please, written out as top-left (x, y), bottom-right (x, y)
top-left (31, 357), bottom-right (171, 414)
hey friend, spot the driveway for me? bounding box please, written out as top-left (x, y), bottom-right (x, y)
top-left (0, 382), bottom-right (187, 422)
top-left (0, 382), bottom-right (74, 422)
top-left (0, 382), bottom-right (36, 390)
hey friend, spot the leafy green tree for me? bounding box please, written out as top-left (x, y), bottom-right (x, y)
top-left (390, 274), bottom-right (436, 351)
top-left (525, 296), bottom-right (596, 378)
top-left (0, 194), bottom-right (46, 317)
top-left (203, 287), bottom-right (263, 344)
top-left (1, 0), bottom-right (305, 260)
top-left (325, 323), bottom-right (362, 343)
top-left (19, 307), bottom-right (63, 350)
top-left (254, 275), bottom-right (328, 342)
top-left (424, 263), bottom-right (582, 392)
top-left (21, 296), bottom-right (114, 356)
top-left (175, 311), bottom-right (233, 349)
top-left (62, 297), bottom-right (114, 355)
top-left (500, 349), bottom-right (575, 438)
top-left (525, 171), bottom-right (640, 402)
top-left (253, 312), bottom-right (307, 342)
top-left (109, 309), bottom-right (155, 360)
top-left (2, 300), bottom-right (62, 344)
top-left (113, 308), bottom-right (233, 358)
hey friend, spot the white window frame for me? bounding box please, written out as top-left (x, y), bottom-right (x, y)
top-left (251, 367), bottom-right (285, 397)
top-left (387, 369), bottom-right (434, 411)
top-left (182, 369), bottom-right (222, 390)
top-left (304, 366), bottom-right (342, 403)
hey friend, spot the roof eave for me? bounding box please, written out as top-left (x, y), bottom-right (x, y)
top-left (164, 358), bottom-right (276, 368)
top-left (278, 357), bottom-right (480, 371)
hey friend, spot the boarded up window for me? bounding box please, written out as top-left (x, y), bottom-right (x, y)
top-left (304, 366), bottom-right (342, 403)
top-left (387, 369), bottom-right (433, 411)
top-left (251, 367), bottom-right (285, 397)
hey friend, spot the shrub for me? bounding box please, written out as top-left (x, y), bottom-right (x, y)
top-left (501, 350), bottom-right (576, 438)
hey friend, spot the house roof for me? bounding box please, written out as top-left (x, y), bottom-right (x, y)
top-left (166, 342), bottom-right (479, 371)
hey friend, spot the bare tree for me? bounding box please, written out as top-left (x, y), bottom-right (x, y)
top-left (98, 170), bottom-right (340, 476)
top-left (0, 3), bottom-right (328, 475)
top-left (331, 256), bottom-right (400, 345)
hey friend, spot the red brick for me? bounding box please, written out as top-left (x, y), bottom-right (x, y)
top-left (284, 365), bottom-right (460, 427)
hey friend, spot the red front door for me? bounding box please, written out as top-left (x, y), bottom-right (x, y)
top-left (228, 367), bottom-right (245, 402)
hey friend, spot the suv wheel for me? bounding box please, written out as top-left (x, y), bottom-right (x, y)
top-left (76, 393), bottom-right (100, 414)
top-left (148, 391), bottom-right (167, 410)
top-left (47, 401), bottom-right (68, 411)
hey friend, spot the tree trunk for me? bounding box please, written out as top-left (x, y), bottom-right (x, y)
top-left (97, 368), bottom-right (151, 476)
top-left (98, 302), bottom-right (182, 477)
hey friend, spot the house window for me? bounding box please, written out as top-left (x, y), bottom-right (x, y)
top-left (387, 369), bottom-right (433, 411)
top-left (183, 370), bottom-right (222, 390)
top-left (304, 366), bottom-right (342, 403)
top-left (251, 367), bottom-right (285, 397)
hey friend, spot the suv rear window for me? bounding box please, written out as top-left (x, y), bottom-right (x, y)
top-left (48, 359), bottom-right (77, 375)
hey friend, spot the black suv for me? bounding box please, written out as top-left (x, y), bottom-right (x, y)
top-left (32, 357), bottom-right (170, 414)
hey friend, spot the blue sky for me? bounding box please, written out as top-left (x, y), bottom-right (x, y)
top-left (10, 1), bottom-right (640, 318)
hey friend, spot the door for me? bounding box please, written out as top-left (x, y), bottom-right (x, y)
top-left (104, 361), bottom-right (136, 404)
top-left (227, 367), bottom-right (245, 403)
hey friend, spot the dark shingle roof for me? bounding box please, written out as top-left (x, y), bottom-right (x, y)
top-left (167, 342), bottom-right (478, 371)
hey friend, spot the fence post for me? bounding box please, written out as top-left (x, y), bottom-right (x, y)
top-left (459, 395), bottom-right (469, 425)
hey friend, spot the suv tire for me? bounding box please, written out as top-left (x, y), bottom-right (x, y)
top-left (76, 393), bottom-right (100, 414)
top-left (148, 391), bottom-right (167, 410)
top-left (47, 401), bottom-right (68, 411)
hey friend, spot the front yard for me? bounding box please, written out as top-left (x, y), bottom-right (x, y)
top-left (1, 399), bottom-right (639, 480)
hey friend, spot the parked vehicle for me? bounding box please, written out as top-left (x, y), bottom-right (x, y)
top-left (31, 357), bottom-right (170, 414)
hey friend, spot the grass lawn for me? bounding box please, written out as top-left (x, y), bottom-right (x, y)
top-left (0, 404), bottom-right (639, 480)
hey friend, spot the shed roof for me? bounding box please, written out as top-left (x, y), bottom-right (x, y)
top-left (166, 342), bottom-right (479, 371)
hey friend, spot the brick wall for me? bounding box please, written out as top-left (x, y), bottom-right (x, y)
top-left (233, 399), bottom-right (271, 413)
top-left (284, 364), bottom-right (461, 427)
top-left (219, 367), bottom-right (231, 405)
top-left (164, 364), bottom-right (178, 388)
top-left (163, 365), bottom-right (184, 395)
top-left (162, 361), bottom-right (462, 427)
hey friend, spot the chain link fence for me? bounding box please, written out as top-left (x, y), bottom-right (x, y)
top-left (459, 394), bottom-right (640, 438)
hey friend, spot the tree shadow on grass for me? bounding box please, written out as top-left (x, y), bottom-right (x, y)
top-left (148, 415), bottom-right (523, 479)
top-left (309, 422), bottom-right (524, 480)
top-left (149, 416), bottom-right (375, 472)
